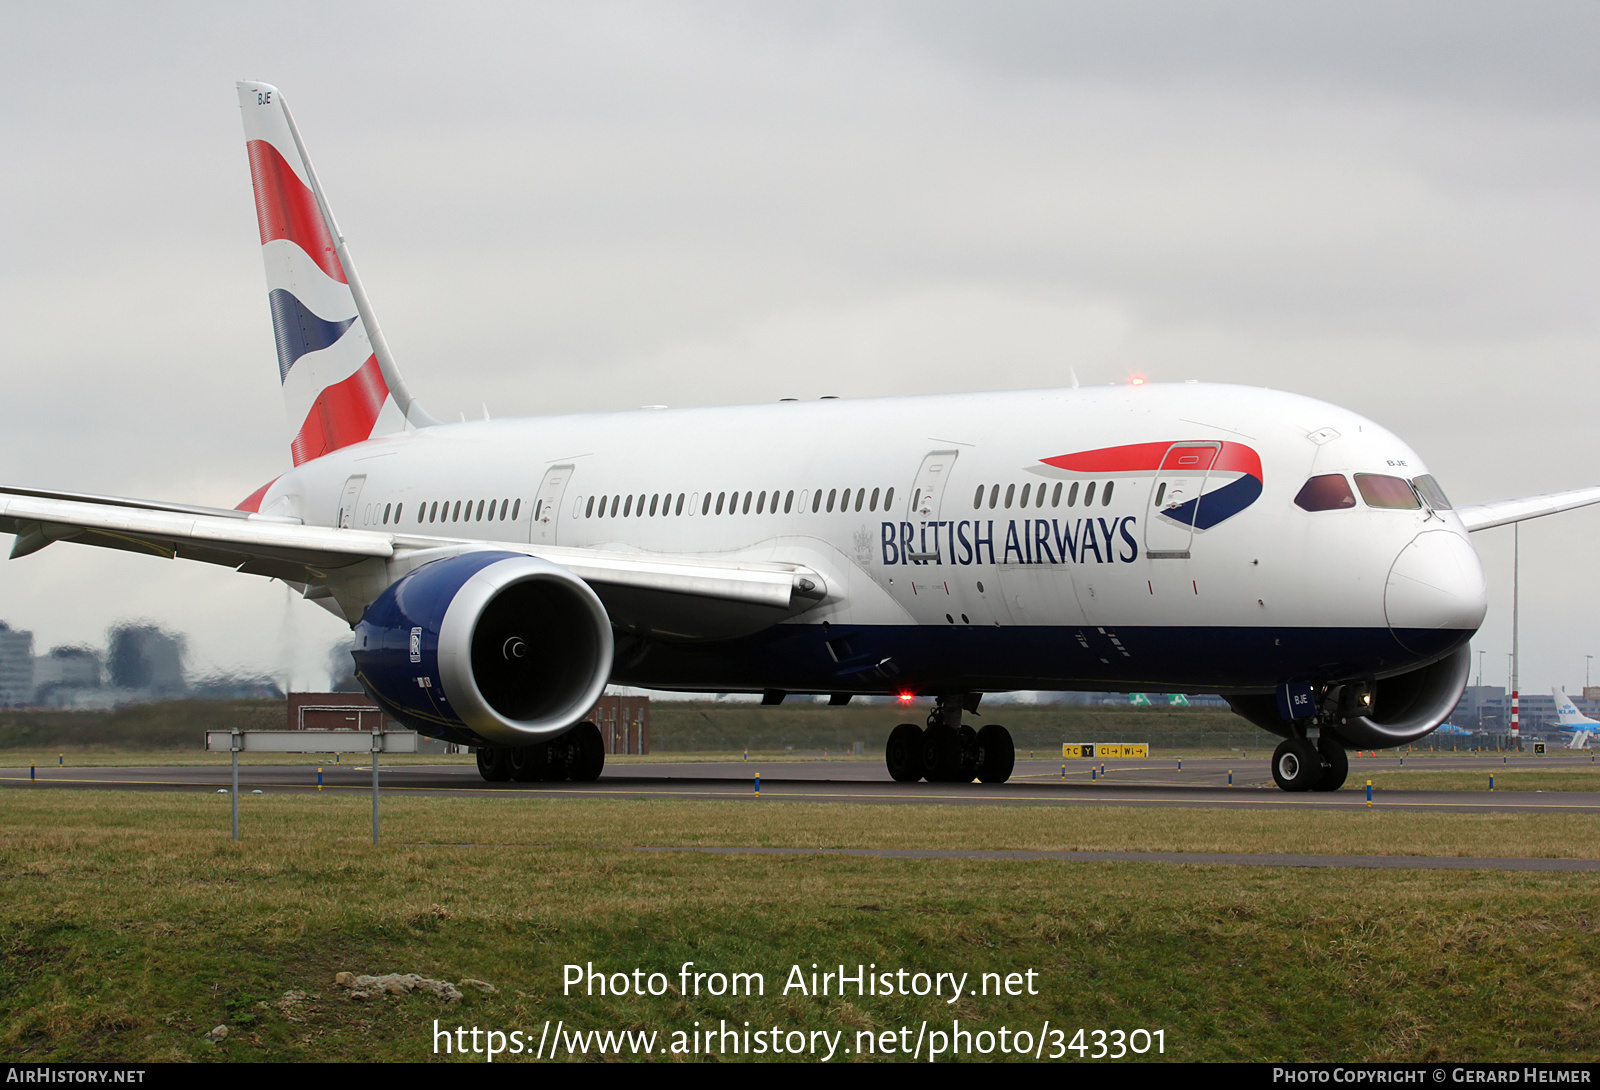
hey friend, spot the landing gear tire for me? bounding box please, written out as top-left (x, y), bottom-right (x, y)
top-left (476, 746), bottom-right (510, 783)
top-left (508, 743), bottom-right (551, 783)
top-left (1271, 737), bottom-right (1323, 792)
top-left (564, 721), bottom-right (606, 782)
top-left (955, 725), bottom-right (979, 781)
top-left (886, 723), bottom-right (926, 782)
top-left (1313, 734), bottom-right (1349, 792)
top-left (974, 723), bottom-right (1015, 784)
top-left (922, 724), bottom-right (961, 782)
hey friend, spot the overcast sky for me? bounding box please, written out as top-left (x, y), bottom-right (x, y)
top-left (1, 2), bottom-right (1597, 696)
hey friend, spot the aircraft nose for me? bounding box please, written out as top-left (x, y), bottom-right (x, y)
top-left (1383, 530), bottom-right (1487, 654)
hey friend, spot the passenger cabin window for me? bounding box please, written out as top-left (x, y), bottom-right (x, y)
top-left (1294, 474), bottom-right (1356, 512)
top-left (1354, 473), bottom-right (1420, 510)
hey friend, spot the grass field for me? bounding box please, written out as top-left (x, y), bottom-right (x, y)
top-left (1352, 766), bottom-right (1600, 793)
top-left (2, 790), bottom-right (1598, 1063)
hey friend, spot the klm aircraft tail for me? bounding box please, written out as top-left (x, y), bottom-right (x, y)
top-left (1551, 687), bottom-right (1596, 749)
top-left (236, 81), bottom-right (435, 466)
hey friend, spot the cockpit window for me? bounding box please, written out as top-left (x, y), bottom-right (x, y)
top-left (1411, 474), bottom-right (1453, 511)
top-left (1354, 473), bottom-right (1421, 510)
top-left (1294, 474), bottom-right (1356, 512)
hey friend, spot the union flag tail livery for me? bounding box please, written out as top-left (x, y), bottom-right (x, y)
top-left (236, 81), bottom-right (432, 466)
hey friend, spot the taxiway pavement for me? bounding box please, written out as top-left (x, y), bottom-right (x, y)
top-left (3, 753), bottom-right (1597, 814)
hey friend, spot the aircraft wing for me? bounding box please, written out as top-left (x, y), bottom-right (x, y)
top-left (0, 488), bottom-right (826, 639)
top-left (0, 489), bottom-right (389, 577)
top-left (1455, 486), bottom-right (1600, 532)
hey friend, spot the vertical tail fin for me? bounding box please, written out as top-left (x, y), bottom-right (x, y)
top-left (1550, 686), bottom-right (1596, 727)
top-left (236, 81), bottom-right (434, 465)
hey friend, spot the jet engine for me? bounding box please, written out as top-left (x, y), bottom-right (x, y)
top-left (1227, 645), bottom-right (1471, 750)
top-left (351, 550), bottom-right (614, 747)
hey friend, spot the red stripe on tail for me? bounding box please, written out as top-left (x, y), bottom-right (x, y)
top-left (290, 355), bottom-right (390, 465)
top-left (234, 477), bottom-right (280, 513)
top-left (246, 139), bottom-right (348, 285)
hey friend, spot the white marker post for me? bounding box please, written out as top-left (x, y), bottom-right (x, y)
top-left (231, 727), bottom-right (241, 842)
top-left (371, 732), bottom-right (381, 844)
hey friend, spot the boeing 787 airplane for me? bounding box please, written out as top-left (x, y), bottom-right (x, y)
top-left (2, 83), bottom-right (1596, 792)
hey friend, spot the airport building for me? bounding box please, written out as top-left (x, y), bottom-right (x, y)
top-left (33, 645), bottom-right (103, 707)
top-left (0, 623), bottom-right (34, 707)
top-left (106, 623), bottom-right (186, 696)
top-left (1446, 685), bottom-right (1600, 740)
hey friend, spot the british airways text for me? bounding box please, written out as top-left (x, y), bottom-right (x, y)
top-left (880, 518), bottom-right (1140, 567)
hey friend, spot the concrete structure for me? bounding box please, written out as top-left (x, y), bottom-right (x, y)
top-left (288, 691), bottom-right (402, 732)
top-left (286, 692), bottom-right (450, 753)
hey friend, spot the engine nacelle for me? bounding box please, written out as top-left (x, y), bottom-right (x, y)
top-left (1227, 645), bottom-right (1471, 750)
top-left (352, 550), bottom-right (614, 747)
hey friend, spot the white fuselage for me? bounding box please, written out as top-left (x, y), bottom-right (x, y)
top-left (258, 382), bottom-right (1487, 697)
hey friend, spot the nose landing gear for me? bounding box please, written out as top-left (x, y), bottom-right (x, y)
top-left (1271, 731), bottom-right (1349, 792)
top-left (885, 695), bottom-right (1014, 784)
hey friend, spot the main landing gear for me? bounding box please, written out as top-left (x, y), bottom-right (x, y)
top-left (885, 695), bottom-right (1014, 784)
top-left (1271, 731), bottom-right (1348, 792)
top-left (475, 721), bottom-right (605, 784)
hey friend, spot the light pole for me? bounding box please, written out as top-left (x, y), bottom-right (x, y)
top-left (1511, 523), bottom-right (1520, 747)
top-left (1477, 649), bottom-right (1486, 729)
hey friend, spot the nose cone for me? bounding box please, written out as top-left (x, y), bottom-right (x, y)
top-left (1384, 530), bottom-right (1488, 654)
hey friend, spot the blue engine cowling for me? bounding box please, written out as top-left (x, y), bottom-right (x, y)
top-left (351, 550), bottom-right (614, 747)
